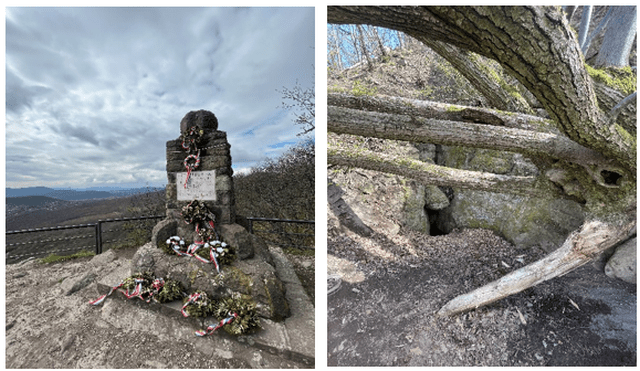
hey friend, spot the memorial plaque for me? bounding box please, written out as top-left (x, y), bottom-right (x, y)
top-left (177, 170), bottom-right (217, 201)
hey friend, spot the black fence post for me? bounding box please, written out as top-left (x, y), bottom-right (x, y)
top-left (248, 219), bottom-right (253, 234)
top-left (95, 221), bottom-right (103, 255)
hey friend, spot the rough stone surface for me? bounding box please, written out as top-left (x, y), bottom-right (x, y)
top-left (218, 223), bottom-right (256, 260)
top-left (437, 190), bottom-right (585, 252)
top-left (130, 242), bottom-right (289, 321)
top-left (151, 218), bottom-right (177, 249)
top-left (434, 145), bottom-right (586, 251)
top-left (179, 109), bottom-right (219, 132)
top-left (605, 237), bottom-right (637, 284)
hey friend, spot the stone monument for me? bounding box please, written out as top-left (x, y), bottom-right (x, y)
top-left (142, 110), bottom-right (291, 321)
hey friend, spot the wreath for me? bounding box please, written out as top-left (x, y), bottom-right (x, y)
top-left (89, 272), bottom-right (185, 306)
top-left (181, 200), bottom-right (215, 227)
top-left (180, 125), bottom-right (205, 153)
top-left (213, 293), bottom-right (261, 335)
top-left (181, 290), bottom-right (215, 318)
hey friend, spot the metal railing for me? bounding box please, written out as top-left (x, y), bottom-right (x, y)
top-left (6, 215), bottom-right (164, 262)
top-left (246, 217), bottom-right (315, 250)
top-left (6, 215), bottom-right (315, 263)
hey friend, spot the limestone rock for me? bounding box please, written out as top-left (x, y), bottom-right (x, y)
top-left (437, 191), bottom-right (584, 252)
top-left (130, 243), bottom-right (290, 321)
top-left (437, 145), bottom-right (584, 252)
top-left (218, 223), bottom-right (256, 260)
top-left (151, 218), bottom-right (177, 250)
top-left (605, 237), bottom-right (636, 284)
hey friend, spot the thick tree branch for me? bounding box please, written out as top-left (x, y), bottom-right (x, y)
top-left (328, 105), bottom-right (613, 168)
top-left (416, 38), bottom-right (533, 114)
top-left (328, 146), bottom-right (569, 199)
top-left (328, 6), bottom-right (636, 174)
top-left (329, 93), bottom-right (557, 133)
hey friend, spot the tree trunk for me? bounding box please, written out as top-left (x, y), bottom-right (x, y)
top-left (417, 38), bottom-right (533, 113)
top-left (595, 6), bottom-right (637, 68)
top-left (328, 99), bottom-right (612, 169)
top-left (578, 6), bottom-right (592, 53)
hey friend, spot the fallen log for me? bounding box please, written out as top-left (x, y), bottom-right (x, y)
top-left (437, 219), bottom-right (636, 317)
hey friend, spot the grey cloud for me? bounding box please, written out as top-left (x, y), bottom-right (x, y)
top-left (55, 122), bottom-right (100, 146)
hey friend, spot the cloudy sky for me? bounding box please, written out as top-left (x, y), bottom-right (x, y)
top-left (6, 7), bottom-right (315, 189)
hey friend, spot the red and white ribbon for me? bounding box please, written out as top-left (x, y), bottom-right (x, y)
top-left (181, 292), bottom-right (203, 317)
top-left (183, 150), bottom-right (201, 188)
top-left (195, 312), bottom-right (238, 337)
top-left (89, 281), bottom-right (126, 305)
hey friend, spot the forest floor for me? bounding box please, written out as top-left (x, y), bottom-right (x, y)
top-left (327, 227), bottom-right (636, 366)
top-left (327, 38), bottom-right (636, 366)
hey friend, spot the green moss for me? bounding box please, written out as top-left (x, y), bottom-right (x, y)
top-left (283, 247), bottom-right (315, 256)
top-left (614, 124), bottom-right (636, 147)
top-left (585, 64), bottom-right (636, 95)
top-left (40, 249), bottom-right (95, 264)
top-left (224, 266), bottom-right (253, 294)
top-left (446, 105), bottom-right (465, 112)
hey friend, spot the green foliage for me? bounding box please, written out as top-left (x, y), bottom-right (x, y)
top-left (182, 290), bottom-right (216, 317)
top-left (39, 249), bottom-right (95, 264)
top-left (213, 293), bottom-right (261, 335)
top-left (351, 80), bottom-right (378, 96)
top-left (155, 279), bottom-right (186, 303)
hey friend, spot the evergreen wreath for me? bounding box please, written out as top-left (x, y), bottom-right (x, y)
top-left (181, 290), bottom-right (215, 318)
top-left (180, 125), bottom-right (205, 153)
top-left (213, 293), bottom-right (261, 335)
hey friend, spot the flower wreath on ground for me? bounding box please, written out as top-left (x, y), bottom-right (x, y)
top-left (181, 290), bottom-right (261, 336)
top-left (89, 271), bottom-right (185, 306)
top-left (90, 273), bottom-right (260, 336)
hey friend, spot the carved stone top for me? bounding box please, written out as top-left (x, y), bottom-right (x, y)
top-left (180, 110), bottom-right (218, 133)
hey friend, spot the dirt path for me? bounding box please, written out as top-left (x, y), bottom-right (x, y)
top-left (328, 228), bottom-right (636, 366)
top-left (6, 248), bottom-right (310, 368)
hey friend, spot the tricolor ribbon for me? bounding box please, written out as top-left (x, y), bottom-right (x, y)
top-left (181, 292), bottom-right (202, 317)
top-left (183, 150), bottom-right (201, 188)
top-left (195, 312), bottom-right (238, 337)
top-left (89, 281), bottom-right (126, 306)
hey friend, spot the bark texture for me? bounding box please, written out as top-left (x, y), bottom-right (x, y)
top-left (328, 6), bottom-right (636, 174)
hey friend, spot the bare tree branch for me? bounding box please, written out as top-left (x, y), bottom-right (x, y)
top-left (328, 146), bottom-right (569, 199)
top-left (437, 218), bottom-right (636, 316)
top-left (328, 105), bottom-right (613, 168)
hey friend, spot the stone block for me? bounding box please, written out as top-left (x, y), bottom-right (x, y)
top-left (151, 218), bottom-right (177, 250)
top-left (605, 237), bottom-right (636, 284)
top-left (219, 223), bottom-right (255, 260)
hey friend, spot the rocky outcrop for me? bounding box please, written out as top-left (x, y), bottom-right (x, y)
top-left (131, 242), bottom-right (290, 321)
top-left (605, 237), bottom-right (636, 284)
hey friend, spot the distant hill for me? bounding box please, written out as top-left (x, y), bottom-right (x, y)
top-left (6, 196), bottom-right (68, 207)
top-left (6, 186), bottom-right (162, 201)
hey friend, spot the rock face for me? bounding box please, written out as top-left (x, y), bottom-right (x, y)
top-left (434, 146), bottom-right (585, 252)
top-left (605, 237), bottom-right (637, 284)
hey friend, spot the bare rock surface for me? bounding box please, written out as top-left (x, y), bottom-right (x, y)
top-left (6, 245), bottom-right (313, 368)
